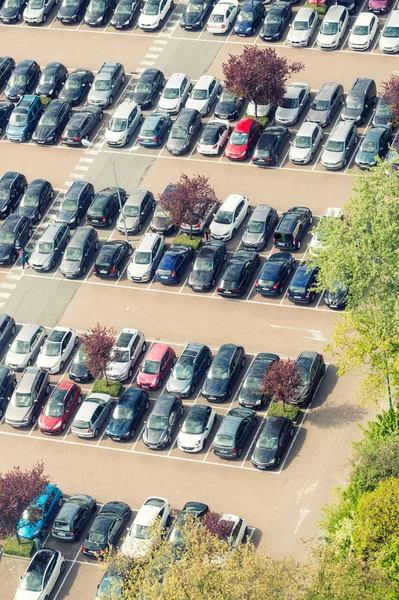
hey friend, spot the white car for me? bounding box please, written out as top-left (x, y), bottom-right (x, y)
top-left (158, 72), bottom-right (192, 114)
top-left (23, 0), bottom-right (57, 23)
top-left (287, 7), bottom-right (318, 47)
top-left (246, 101), bottom-right (274, 118)
top-left (316, 5), bottom-right (349, 50)
top-left (197, 120), bottom-right (231, 155)
top-left (177, 404), bottom-right (216, 452)
top-left (138, 0), bottom-right (173, 30)
top-left (14, 548), bottom-right (65, 600)
top-left (289, 121), bottom-right (323, 165)
top-left (104, 102), bottom-right (142, 147)
top-left (348, 12), bottom-right (379, 50)
top-left (206, 0), bottom-right (239, 34)
top-left (186, 75), bottom-right (221, 116)
top-left (36, 326), bottom-right (78, 374)
top-left (121, 496), bottom-right (171, 558)
top-left (218, 514), bottom-right (248, 548)
top-left (309, 207), bottom-right (344, 254)
top-left (106, 328), bottom-right (146, 382)
top-left (210, 194), bottom-right (250, 241)
top-left (5, 324), bottom-right (47, 372)
top-left (379, 10), bottom-right (399, 53)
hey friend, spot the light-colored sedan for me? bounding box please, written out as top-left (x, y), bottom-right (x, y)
top-left (71, 393), bottom-right (113, 438)
top-left (36, 326), bottom-right (78, 374)
top-left (275, 82), bottom-right (310, 127)
top-left (177, 404), bottom-right (216, 452)
top-left (289, 121), bottom-right (323, 165)
top-left (379, 10), bottom-right (399, 53)
top-left (138, 0), bottom-right (173, 30)
top-left (104, 101), bottom-right (142, 147)
top-left (121, 496), bottom-right (171, 558)
top-left (23, 0), bottom-right (57, 23)
top-left (106, 328), bottom-right (146, 382)
top-left (15, 548), bottom-right (65, 600)
top-left (186, 75), bottom-right (221, 116)
top-left (5, 324), bottom-right (47, 372)
top-left (348, 12), bottom-right (379, 50)
top-left (219, 514), bottom-right (248, 547)
top-left (287, 7), bottom-right (318, 47)
top-left (316, 5), bottom-right (349, 50)
top-left (206, 0), bottom-right (239, 34)
top-left (309, 207), bottom-right (344, 255)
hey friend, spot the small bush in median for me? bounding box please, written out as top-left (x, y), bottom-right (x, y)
top-left (173, 234), bottom-right (202, 252)
top-left (3, 537), bottom-right (35, 558)
top-left (244, 114), bottom-right (268, 129)
top-left (304, 2), bottom-right (328, 16)
top-left (268, 402), bottom-right (301, 422)
top-left (92, 379), bottom-right (123, 398)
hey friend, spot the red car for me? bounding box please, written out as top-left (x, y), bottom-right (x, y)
top-left (368, 0), bottom-right (392, 13)
top-left (224, 118), bottom-right (261, 161)
top-left (38, 381), bottom-right (82, 435)
top-left (136, 343), bottom-right (176, 391)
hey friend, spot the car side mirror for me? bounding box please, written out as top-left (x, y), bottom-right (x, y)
top-left (143, 420), bottom-right (147, 424)
top-left (19, 576), bottom-right (22, 581)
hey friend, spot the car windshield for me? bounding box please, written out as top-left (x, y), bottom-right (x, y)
top-left (61, 198), bottom-right (78, 212)
top-left (135, 82), bottom-right (152, 93)
top-left (186, 1), bottom-right (203, 12)
top-left (362, 139), bottom-right (378, 153)
top-left (88, 0), bottom-right (105, 8)
top-left (191, 89), bottom-right (208, 100)
top-left (230, 132), bottom-right (248, 145)
top-left (209, 363), bottom-right (229, 379)
top-left (238, 10), bottom-right (252, 22)
top-left (220, 89), bottom-right (236, 102)
top-left (173, 358), bottom-right (193, 381)
top-left (258, 433), bottom-right (278, 450)
top-left (294, 135), bottom-right (311, 149)
top-left (64, 247), bottom-right (82, 261)
top-left (13, 392), bottom-right (32, 407)
top-left (293, 20), bottom-right (309, 30)
top-left (30, 0), bottom-right (45, 7)
top-left (20, 570), bottom-right (43, 593)
top-left (40, 74), bottom-right (55, 85)
top-left (142, 359), bottom-right (159, 374)
top-left (325, 139), bottom-right (344, 152)
top-left (98, 576), bottom-right (123, 598)
top-left (115, 2), bottom-right (131, 12)
top-left (11, 339), bottom-right (30, 354)
top-left (144, 1), bottom-right (159, 14)
top-left (43, 341), bottom-right (61, 357)
top-left (376, 100), bottom-right (393, 117)
top-left (267, 12), bottom-right (281, 23)
top-left (280, 97), bottom-right (299, 109)
top-left (65, 78), bottom-right (80, 90)
top-left (321, 21), bottom-right (338, 34)
top-left (311, 99), bottom-right (330, 111)
top-left (247, 220), bottom-right (264, 234)
top-left (109, 118), bottom-right (127, 132)
top-left (182, 414), bottom-right (204, 434)
top-left (214, 434), bottom-right (234, 447)
top-left (243, 376), bottom-right (262, 390)
top-left (9, 112), bottom-right (27, 127)
top-left (124, 205), bottom-right (140, 217)
top-left (10, 73), bottom-right (27, 87)
top-left (40, 114), bottom-right (58, 127)
top-left (383, 26), bottom-right (399, 38)
top-left (21, 506), bottom-right (42, 523)
top-left (214, 210), bottom-right (233, 225)
top-left (353, 24), bottom-right (368, 35)
top-left (3, 0), bottom-right (20, 6)
top-left (94, 79), bottom-right (110, 91)
top-left (62, 0), bottom-right (79, 6)
top-left (130, 523), bottom-right (150, 539)
top-left (171, 126), bottom-right (187, 139)
top-left (134, 251), bottom-right (151, 265)
top-left (21, 194), bottom-right (39, 207)
top-left (0, 231), bottom-right (14, 245)
top-left (194, 257), bottom-right (213, 271)
top-left (148, 414), bottom-right (168, 430)
top-left (113, 404), bottom-right (134, 419)
top-left (43, 389), bottom-right (66, 417)
top-left (163, 87), bottom-right (179, 100)
top-left (88, 529), bottom-right (106, 543)
top-left (112, 350), bottom-right (129, 363)
top-left (73, 347), bottom-right (87, 365)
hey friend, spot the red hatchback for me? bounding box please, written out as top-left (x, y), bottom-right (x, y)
top-left (38, 381), bottom-right (82, 435)
top-left (224, 118), bottom-right (260, 161)
top-left (136, 343), bottom-right (176, 391)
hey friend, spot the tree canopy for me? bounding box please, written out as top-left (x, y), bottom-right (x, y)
top-left (80, 323), bottom-right (116, 384)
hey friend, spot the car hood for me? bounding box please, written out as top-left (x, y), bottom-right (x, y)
top-left (188, 269), bottom-right (212, 287)
top-left (88, 89), bottom-right (108, 103)
top-left (306, 108), bottom-right (329, 124)
top-left (288, 28), bottom-right (309, 42)
top-left (139, 13), bottom-right (158, 25)
top-left (36, 353), bottom-right (58, 369)
top-left (295, 383), bottom-right (310, 402)
top-left (186, 98), bottom-right (206, 112)
top-left (1, 6), bottom-right (19, 16)
top-left (290, 145), bottom-right (311, 161)
top-left (38, 414), bottom-right (63, 431)
top-left (356, 149), bottom-right (376, 165)
top-left (106, 416), bottom-right (132, 436)
top-left (144, 426), bottom-right (166, 444)
top-left (203, 378), bottom-right (229, 397)
top-left (127, 259), bottom-right (152, 278)
top-left (235, 20), bottom-right (253, 32)
top-left (105, 129), bottom-right (125, 143)
top-left (0, 198), bottom-right (11, 212)
top-left (317, 31), bottom-right (339, 45)
top-left (117, 215), bottom-right (139, 231)
top-left (215, 101), bottom-right (236, 116)
top-left (275, 107), bottom-right (298, 122)
top-left (61, 259), bottom-right (81, 274)
top-left (167, 376), bottom-right (191, 394)
top-left (36, 84), bottom-right (54, 96)
top-left (18, 206), bottom-right (36, 219)
top-left (122, 536), bottom-right (150, 558)
top-left (210, 222), bottom-right (229, 237)
top-left (177, 431), bottom-right (202, 446)
top-left (6, 403), bottom-right (32, 423)
top-left (24, 5), bottom-right (44, 16)
top-left (321, 148), bottom-right (344, 164)
top-left (60, 89), bottom-right (81, 102)
top-left (85, 8), bottom-right (104, 19)
top-left (5, 350), bottom-right (27, 367)
top-left (6, 124), bottom-right (25, 136)
top-left (239, 386), bottom-right (261, 405)
top-left (380, 35), bottom-right (399, 49)
top-left (30, 252), bottom-right (53, 267)
top-left (370, 0), bottom-right (387, 6)
top-left (252, 446), bottom-right (277, 465)
top-left (325, 288), bottom-right (347, 305)
top-left (262, 21), bottom-right (280, 35)
top-left (57, 209), bottom-right (76, 223)
top-left (181, 11), bottom-right (200, 24)
top-left (132, 91), bottom-right (151, 105)
top-left (242, 232), bottom-right (263, 245)
top-left (17, 518), bottom-right (42, 539)
top-left (159, 96), bottom-right (180, 111)
top-left (0, 243), bottom-right (15, 260)
top-left (70, 362), bottom-right (91, 379)
top-left (34, 124), bottom-right (57, 140)
top-left (349, 33), bottom-right (368, 45)
top-left (106, 362), bottom-right (127, 377)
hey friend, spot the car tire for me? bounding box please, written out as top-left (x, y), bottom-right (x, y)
top-left (278, 284), bottom-right (284, 295)
top-left (276, 455), bottom-right (281, 467)
top-left (99, 112), bottom-right (103, 121)
top-left (309, 153), bottom-right (314, 163)
top-left (108, 217), bottom-right (113, 226)
top-left (200, 18), bottom-right (204, 27)
top-left (82, 265), bottom-right (87, 275)
top-left (290, 426), bottom-right (294, 437)
top-left (241, 357), bottom-right (245, 368)
top-left (180, 405), bottom-right (184, 416)
top-left (158, 136), bottom-right (163, 146)
top-left (108, 96), bottom-right (114, 106)
top-left (122, 74), bottom-right (125, 84)
top-left (211, 278), bottom-right (215, 288)
top-left (28, 359), bottom-right (32, 367)
top-left (37, 211), bottom-right (42, 222)
top-left (138, 222), bottom-right (142, 231)
top-left (59, 361), bottom-right (64, 371)
top-left (29, 227), bottom-right (33, 237)
top-left (309, 292), bottom-right (315, 303)
top-left (343, 157), bottom-right (348, 167)
top-left (116, 268), bottom-right (121, 278)
top-left (125, 135), bottom-right (130, 145)
top-left (227, 386), bottom-right (232, 398)
top-left (95, 241), bottom-right (99, 251)
top-left (145, 400), bottom-right (150, 410)
top-left (129, 428), bottom-right (135, 439)
top-left (128, 368), bottom-right (133, 379)
top-left (11, 324), bottom-right (16, 335)
top-left (61, 422), bottom-right (66, 431)
top-left (78, 394), bottom-right (83, 404)
top-left (296, 240), bottom-right (301, 250)
top-left (252, 417), bottom-right (257, 427)
top-left (17, 12), bottom-right (22, 19)
top-left (31, 414), bottom-right (37, 424)
top-left (231, 229), bottom-right (236, 239)
top-left (46, 384), bottom-right (51, 394)
top-left (51, 259), bottom-right (56, 269)
top-left (94, 428), bottom-right (99, 438)
top-left (237, 447), bottom-right (242, 457)
top-left (43, 13), bottom-right (47, 22)
top-left (142, 341), bottom-right (146, 353)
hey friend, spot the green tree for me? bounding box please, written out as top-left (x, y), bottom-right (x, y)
top-left (358, 406), bottom-right (399, 442)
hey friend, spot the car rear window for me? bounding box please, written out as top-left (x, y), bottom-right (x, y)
top-left (214, 434), bottom-right (234, 447)
top-left (73, 420), bottom-right (90, 429)
top-left (54, 520), bottom-right (71, 531)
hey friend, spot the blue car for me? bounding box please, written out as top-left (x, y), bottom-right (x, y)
top-left (155, 244), bottom-right (193, 284)
top-left (138, 111), bottom-right (171, 147)
top-left (17, 484), bottom-right (63, 540)
top-left (6, 95), bottom-right (43, 143)
top-left (286, 262), bottom-right (319, 304)
top-left (234, 0), bottom-right (265, 36)
top-left (105, 388), bottom-right (150, 441)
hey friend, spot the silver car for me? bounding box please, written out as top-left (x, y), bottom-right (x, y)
top-left (127, 233), bottom-right (165, 283)
top-left (87, 62), bottom-right (125, 108)
top-left (71, 393), bottom-right (113, 438)
top-left (186, 75), bottom-right (221, 116)
top-left (106, 328), bottom-right (146, 382)
top-left (30, 223), bottom-right (70, 272)
top-left (275, 83), bottom-right (310, 126)
top-left (5, 366), bottom-right (50, 427)
top-left (321, 120), bottom-right (358, 170)
top-left (0, 313), bottom-right (16, 353)
top-left (286, 7), bottom-right (318, 47)
top-left (23, 0), bottom-right (57, 23)
top-left (242, 205), bottom-right (278, 251)
top-left (289, 121), bottom-right (323, 164)
top-left (117, 189), bottom-right (155, 235)
top-left (104, 101), bottom-right (142, 147)
top-left (5, 324), bottom-right (47, 371)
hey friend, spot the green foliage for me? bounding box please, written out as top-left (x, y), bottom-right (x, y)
top-left (243, 114), bottom-right (268, 129)
top-left (304, 2), bottom-right (328, 15)
top-left (172, 234), bottom-right (202, 251)
top-left (92, 379), bottom-right (122, 398)
top-left (358, 407), bottom-right (399, 442)
top-left (3, 536), bottom-right (35, 558)
top-left (378, 536), bottom-right (399, 583)
top-left (267, 401), bottom-right (300, 422)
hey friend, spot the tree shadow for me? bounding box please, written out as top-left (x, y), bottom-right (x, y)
top-left (307, 402), bottom-right (367, 430)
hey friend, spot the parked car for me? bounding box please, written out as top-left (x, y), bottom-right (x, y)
top-left (186, 75), bottom-right (220, 116)
top-left (117, 188), bottom-right (155, 234)
top-left (38, 381), bottom-right (82, 435)
top-left (167, 502), bottom-right (209, 545)
top-left (325, 278), bottom-right (349, 309)
top-left (0, 56), bottom-right (15, 88)
top-left (88, 62), bottom-right (125, 108)
top-left (210, 194), bottom-right (250, 241)
top-left (167, 342), bottom-right (212, 397)
top-left (321, 120), bottom-right (358, 170)
top-left (197, 120), bottom-right (231, 155)
top-left (180, 201), bottom-right (218, 235)
top-left (52, 494), bottom-right (96, 541)
top-left (143, 394), bottom-right (183, 448)
top-left (255, 253), bottom-right (296, 297)
top-left (82, 501), bottom-right (131, 557)
top-left (127, 232), bottom-right (165, 283)
top-left (5, 60), bottom-right (40, 102)
top-left (369, 0), bottom-right (393, 14)
top-left (86, 187), bottom-right (126, 227)
top-left (36, 62), bottom-right (68, 98)
top-left (138, 0), bottom-right (173, 30)
top-left (238, 353), bottom-right (280, 409)
top-left (291, 350), bottom-right (325, 405)
top-left (188, 240), bottom-right (226, 291)
top-left (180, 0), bottom-right (213, 29)
top-left (275, 83), bottom-right (310, 126)
top-left (71, 393), bottom-right (113, 438)
top-left (234, 0), bottom-right (264, 35)
top-left (84, 0), bottom-right (116, 25)
top-left (0, 100), bottom-right (14, 136)
top-left (225, 117), bottom-right (260, 160)
top-left (0, 171), bottom-right (27, 218)
top-left (0, 365), bottom-right (16, 419)
top-left (206, 0), bottom-right (239, 33)
top-left (61, 105), bottom-right (103, 145)
top-left (17, 179), bottom-right (54, 223)
top-left (36, 326), bottom-right (78, 374)
top-left (341, 77), bottom-right (377, 124)
top-left (111, 0), bottom-right (140, 27)
top-left (138, 110), bottom-right (171, 147)
top-left (96, 566), bottom-right (127, 600)
top-left (252, 126), bottom-right (289, 166)
top-left (217, 249), bottom-right (259, 298)
top-left (386, 130), bottom-right (399, 171)
top-left (136, 343), bottom-right (175, 390)
top-left (60, 226), bottom-right (98, 278)
top-left (286, 7), bottom-right (318, 47)
top-left (216, 514), bottom-right (247, 546)
top-left (59, 69), bottom-right (94, 106)
top-left (305, 82), bottom-right (343, 128)
top-left (355, 125), bottom-right (392, 169)
top-left (214, 87), bottom-right (243, 121)
top-left (56, 181), bottom-right (94, 228)
top-left (33, 99), bottom-right (71, 145)
top-left (155, 244), bottom-right (193, 284)
top-left (5, 324), bottom-right (47, 371)
top-left (6, 95), bottom-right (43, 142)
top-left (105, 388), bottom-right (149, 441)
top-left (106, 328), bottom-right (146, 382)
top-left (348, 12), bottom-right (379, 50)
top-left (177, 405), bottom-right (216, 452)
top-left (337, 0), bottom-right (360, 13)
top-left (316, 5), bottom-right (349, 49)
top-left (260, 1), bottom-right (291, 41)
top-left (30, 223), bottom-right (70, 272)
top-left (150, 202), bottom-right (175, 235)
top-left (251, 416), bottom-right (294, 469)
top-left (69, 345), bottom-right (93, 383)
top-left (93, 240), bottom-right (132, 278)
top-left (131, 68), bottom-right (165, 108)
top-left (121, 497), bottom-right (171, 557)
top-left (286, 262), bottom-right (319, 303)
top-left (242, 205), bottom-right (278, 250)
top-left (379, 10), bottom-right (399, 53)
top-left (289, 121), bottom-right (323, 164)
top-left (212, 407), bottom-right (256, 458)
top-left (14, 549), bottom-right (65, 600)
top-left (23, 0), bottom-right (57, 23)
top-left (0, 214), bottom-right (31, 265)
top-left (0, 314), bottom-right (16, 354)
top-left (58, 0), bottom-right (89, 22)
top-left (5, 366), bottom-right (49, 428)
top-left (274, 206), bottom-right (313, 250)
top-left (166, 108), bottom-right (201, 155)
top-left (308, 206), bottom-right (344, 255)
top-left (202, 343), bottom-right (245, 402)
top-left (104, 101), bottom-right (142, 147)
top-left (372, 97), bottom-right (395, 127)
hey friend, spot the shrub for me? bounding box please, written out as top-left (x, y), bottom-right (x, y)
top-left (267, 402), bottom-right (300, 422)
top-left (3, 537), bottom-right (35, 558)
top-left (173, 234), bottom-right (202, 252)
top-left (304, 2), bottom-right (328, 15)
top-left (92, 379), bottom-right (123, 398)
top-left (244, 114), bottom-right (268, 129)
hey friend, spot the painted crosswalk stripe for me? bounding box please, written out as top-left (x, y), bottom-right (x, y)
top-left (64, 181), bottom-right (73, 187)
top-left (149, 46), bottom-right (164, 52)
top-left (145, 54), bottom-right (160, 59)
top-left (0, 283), bottom-right (16, 290)
top-left (140, 60), bottom-right (155, 66)
top-left (7, 273), bottom-right (22, 281)
top-left (0, 292), bottom-right (10, 299)
top-left (153, 39), bottom-right (167, 44)
top-left (74, 165), bottom-right (89, 172)
top-left (79, 157), bottom-right (94, 164)
top-left (70, 173), bottom-right (84, 180)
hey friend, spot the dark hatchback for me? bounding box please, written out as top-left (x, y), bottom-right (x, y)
top-left (0, 214), bottom-right (31, 264)
top-left (58, 0), bottom-right (89, 22)
top-left (214, 88), bottom-right (243, 121)
top-left (155, 244), bottom-right (193, 284)
top-left (17, 179), bottom-right (54, 223)
top-left (188, 240), bottom-right (226, 292)
top-left (180, 0), bottom-right (213, 29)
top-left (59, 69), bottom-right (94, 106)
top-left (273, 206), bottom-right (313, 251)
top-left (325, 279), bottom-right (349, 309)
top-left (69, 345), bottom-right (93, 382)
top-left (52, 494), bottom-right (96, 541)
top-left (0, 101), bottom-right (14, 135)
top-left (138, 110), bottom-right (171, 147)
top-left (82, 501), bottom-right (131, 557)
top-left (287, 263), bottom-right (319, 303)
top-left (242, 204), bottom-right (278, 251)
top-left (0, 56), bottom-right (15, 88)
top-left (106, 388), bottom-right (149, 441)
top-left (0, 314), bottom-right (16, 354)
top-left (238, 352), bottom-right (279, 409)
top-left (0, 365), bottom-right (16, 419)
top-left (86, 187), bottom-right (126, 227)
top-left (33, 99), bottom-right (71, 145)
top-left (0, 0), bottom-right (27, 23)
top-left (4, 59), bottom-right (40, 102)
top-left (0, 171), bottom-right (27, 218)
top-left (372, 97), bottom-right (394, 128)
top-left (56, 181), bottom-right (95, 227)
top-left (150, 201), bottom-right (176, 235)
top-left (234, 0), bottom-right (264, 36)
top-left (35, 62), bottom-right (68, 98)
top-left (168, 501), bottom-right (209, 547)
top-left (292, 350), bottom-right (325, 406)
top-left (202, 343), bottom-right (245, 402)
top-left (84, 0), bottom-right (116, 25)
top-left (251, 416), bottom-right (293, 469)
top-left (143, 394), bottom-right (183, 449)
top-left (93, 240), bottom-right (132, 277)
top-left (212, 407), bottom-right (257, 459)
top-left (166, 108), bottom-right (201, 156)
top-left (167, 342), bottom-right (211, 398)
top-left (60, 226), bottom-right (98, 279)
top-left (252, 126), bottom-right (289, 166)
top-left (61, 105), bottom-right (103, 145)
top-left (355, 125), bottom-right (392, 170)
top-left (111, 0), bottom-right (140, 27)
top-left (217, 249), bottom-right (259, 298)
top-left (131, 68), bottom-right (165, 108)
top-left (260, 1), bottom-right (291, 41)
top-left (255, 252), bottom-right (296, 296)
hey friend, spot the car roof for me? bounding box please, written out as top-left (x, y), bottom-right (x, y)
top-left (296, 121), bottom-right (319, 137)
top-left (354, 11), bottom-right (374, 24)
top-left (297, 350), bottom-right (320, 362)
top-left (27, 179), bottom-right (48, 191)
top-left (115, 328), bottom-right (138, 348)
top-left (135, 503), bottom-right (164, 525)
top-left (261, 415), bottom-right (289, 435)
top-left (235, 117), bottom-right (254, 132)
top-left (291, 263), bottom-right (316, 284)
top-left (286, 84), bottom-right (308, 98)
top-left (125, 189), bottom-right (149, 206)
top-left (315, 82), bottom-right (340, 100)
top-left (324, 4), bottom-right (347, 20)
top-left (152, 393), bottom-right (178, 415)
top-left (364, 127), bottom-right (387, 141)
top-left (385, 9), bottom-right (399, 26)
top-left (136, 232), bottom-right (162, 252)
top-left (193, 75), bottom-right (216, 89)
top-left (146, 343), bottom-right (171, 360)
top-left (0, 171), bottom-right (22, 183)
top-left (140, 68), bottom-right (162, 81)
top-left (165, 73), bottom-right (187, 86)
top-left (174, 108), bottom-right (199, 124)
top-left (113, 101), bottom-right (139, 119)
top-left (250, 205), bottom-right (273, 221)
top-left (295, 7), bottom-right (316, 18)
top-left (47, 326), bottom-right (70, 342)
top-left (69, 227), bottom-right (95, 245)
top-left (43, 62), bottom-right (64, 73)
top-left (65, 181), bottom-right (90, 196)
top-left (2, 214), bottom-right (27, 231)
top-left (219, 194), bottom-right (246, 211)
top-left (329, 119), bottom-right (355, 140)
top-left (16, 324), bottom-right (43, 341)
top-left (17, 367), bottom-right (42, 392)
top-left (182, 342), bottom-right (206, 357)
top-left (15, 59), bottom-right (35, 71)
top-left (38, 223), bottom-right (66, 242)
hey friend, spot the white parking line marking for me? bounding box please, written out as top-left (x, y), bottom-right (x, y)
top-left (53, 547), bottom-right (82, 600)
top-left (145, 53), bottom-right (160, 59)
top-left (74, 165), bottom-right (89, 171)
top-left (0, 283), bottom-right (16, 290)
top-left (140, 60), bottom-right (155, 66)
top-left (270, 325), bottom-right (328, 342)
top-left (0, 292), bottom-right (10, 299)
top-left (79, 157), bottom-right (94, 164)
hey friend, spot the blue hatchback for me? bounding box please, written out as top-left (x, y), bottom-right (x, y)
top-left (155, 244), bottom-right (193, 284)
top-left (234, 0), bottom-right (265, 36)
top-left (17, 483), bottom-right (63, 540)
top-left (286, 263), bottom-right (319, 304)
top-left (6, 95), bottom-right (43, 143)
top-left (138, 111), bottom-right (171, 147)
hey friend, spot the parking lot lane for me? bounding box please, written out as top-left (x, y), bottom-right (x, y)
top-left (50, 561), bottom-right (99, 600)
top-left (0, 555), bottom-right (29, 600)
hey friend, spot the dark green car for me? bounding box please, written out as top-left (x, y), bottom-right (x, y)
top-left (355, 125), bottom-right (392, 170)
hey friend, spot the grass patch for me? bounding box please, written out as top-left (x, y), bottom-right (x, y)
top-left (304, 2), bottom-right (328, 15)
top-left (3, 537), bottom-right (35, 558)
top-left (268, 402), bottom-right (301, 422)
top-left (173, 234), bottom-right (203, 251)
top-left (92, 379), bottom-right (123, 398)
top-left (244, 114), bottom-right (268, 129)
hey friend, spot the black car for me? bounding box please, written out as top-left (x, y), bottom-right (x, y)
top-left (84, 0), bottom-right (115, 25)
top-left (0, 314), bottom-right (16, 353)
top-left (260, 1), bottom-right (291, 41)
top-left (105, 388), bottom-right (149, 441)
top-left (93, 240), bottom-right (132, 277)
top-left (252, 126), bottom-right (289, 166)
top-left (212, 407), bottom-right (257, 459)
top-left (86, 187), bottom-right (126, 227)
top-left (188, 240), bottom-right (226, 292)
top-left (56, 181), bottom-right (94, 227)
top-left (168, 502), bottom-right (209, 547)
top-left (52, 494), bottom-right (96, 541)
top-left (150, 202), bottom-right (175, 235)
top-left (372, 97), bottom-right (394, 128)
top-left (0, 171), bottom-right (27, 217)
top-left (286, 262), bottom-right (319, 304)
top-left (251, 416), bottom-right (293, 469)
top-left (214, 88), bottom-right (243, 121)
top-left (111, 0), bottom-right (140, 27)
top-left (202, 343), bottom-right (245, 402)
top-left (242, 204), bottom-right (278, 251)
top-left (4, 59), bottom-right (40, 102)
top-left (143, 394), bottom-right (183, 449)
top-left (234, 0), bottom-right (264, 36)
top-left (355, 125), bottom-right (392, 170)
top-left (292, 350), bottom-right (325, 406)
top-left (217, 250), bottom-right (259, 298)
top-left (131, 68), bottom-right (165, 108)
top-left (0, 101), bottom-right (13, 135)
top-left (60, 226), bottom-right (98, 278)
top-left (337, 0), bottom-right (361, 14)
top-left (255, 252), bottom-right (296, 296)
top-left (17, 179), bottom-right (54, 223)
top-left (58, 0), bottom-right (89, 22)
top-left (61, 105), bottom-right (102, 145)
top-left (36, 63), bottom-right (68, 99)
top-left (166, 108), bottom-right (201, 156)
top-left (0, 214), bottom-right (31, 265)
top-left (59, 69), bottom-right (94, 106)
top-left (33, 99), bottom-right (71, 145)
top-left (274, 206), bottom-right (313, 251)
top-left (0, 365), bottom-right (16, 419)
top-left (69, 345), bottom-right (93, 382)
top-left (325, 279), bottom-right (349, 309)
top-left (0, 57), bottom-right (15, 88)
top-left (82, 501), bottom-right (131, 557)
top-left (0, 0), bottom-right (27, 22)
top-left (180, 0), bottom-right (213, 30)
top-left (166, 342), bottom-right (212, 398)
top-left (238, 353), bottom-right (280, 409)
top-left (341, 78), bottom-right (377, 125)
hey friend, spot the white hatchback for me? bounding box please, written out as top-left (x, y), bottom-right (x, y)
top-left (36, 326), bottom-right (78, 374)
top-left (379, 10), bottom-right (399, 53)
top-left (206, 0), bottom-right (239, 33)
top-left (177, 404), bottom-right (216, 452)
top-left (186, 75), bottom-right (221, 116)
top-left (289, 121), bottom-right (323, 165)
top-left (121, 496), bottom-right (171, 558)
top-left (210, 194), bottom-right (250, 241)
top-left (138, 0), bottom-right (173, 30)
top-left (348, 12), bottom-right (379, 50)
top-left (287, 7), bottom-right (318, 47)
top-left (316, 5), bottom-right (349, 50)
top-left (104, 102), bottom-right (142, 147)
top-left (309, 206), bottom-right (344, 254)
top-left (158, 72), bottom-right (192, 114)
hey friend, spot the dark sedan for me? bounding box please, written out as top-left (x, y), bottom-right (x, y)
top-left (180, 0), bottom-right (213, 30)
top-left (82, 501), bottom-right (131, 557)
top-left (0, 0), bottom-right (27, 23)
top-left (131, 68), bottom-right (165, 108)
top-left (202, 343), bottom-right (245, 402)
top-left (150, 201), bottom-right (176, 235)
top-left (0, 214), bottom-right (31, 265)
top-left (17, 179), bottom-right (53, 223)
top-left (56, 181), bottom-right (94, 227)
top-left (0, 57), bottom-right (15, 88)
top-left (52, 494), bottom-right (96, 541)
top-left (238, 353), bottom-right (280, 409)
top-left (0, 101), bottom-right (14, 136)
top-left (4, 59), bottom-right (40, 102)
top-left (59, 69), bottom-right (94, 106)
top-left (291, 350), bottom-right (325, 406)
top-left (35, 62), bottom-right (68, 99)
top-left (155, 244), bottom-right (193, 284)
top-left (217, 249), bottom-right (259, 298)
top-left (111, 0), bottom-right (140, 27)
top-left (167, 342), bottom-right (211, 398)
top-left (0, 364), bottom-right (16, 419)
top-left (138, 110), bottom-right (171, 147)
top-left (214, 88), bottom-right (243, 121)
top-left (33, 99), bottom-right (71, 145)
top-left (251, 416), bottom-right (293, 469)
top-left (61, 105), bottom-right (102, 145)
top-left (69, 346), bottom-right (93, 383)
top-left (143, 394), bottom-right (183, 449)
top-left (255, 252), bottom-right (296, 296)
top-left (105, 388), bottom-right (149, 441)
top-left (260, 1), bottom-right (291, 41)
top-left (372, 97), bottom-right (394, 128)
top-left (58, 0), bottom-right (89, 22)
top-left (252, 126), bottom-right (289, 166)
top-left (212, 407), bottom-right (256, 459)
top-left (242, 204), bottom-right (278, 251)
top-left (93, 240), bottom-right (132, 277)
top-left (188, 240), bottom-right (226, 292)
top-left (0, 171), bottom-right (27, 218)
top-left (86, 187), bottom-right (126, 227)
top-left (355, 126), bottom-right (392, 170)
top-left (166, 108), bottom-right (201, 156)
top-left (84, 0), bottom-right (115, 24)
top-left (325, 279), bottom-right (349, 309)
top-left (286, 263), bottom-right (319, 304)
top-left (234, 0), bottom-right (264, 36)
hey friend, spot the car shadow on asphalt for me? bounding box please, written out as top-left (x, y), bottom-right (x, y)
top-left (280, 424), bottom-right (307, 472)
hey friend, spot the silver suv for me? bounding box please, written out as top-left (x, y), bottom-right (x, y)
top-left (321, 120), bottom-right (358, 170)
top-left (87, 62), bottom-right (125, 108)
top-left (5, 366), bottom-right (50, 427)
top-left (127, 233), bottom-right (165, 283)
top-left (30, 223), bottom-right (70, 272)
top-left (5, 324), bottom-right (47, 371)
